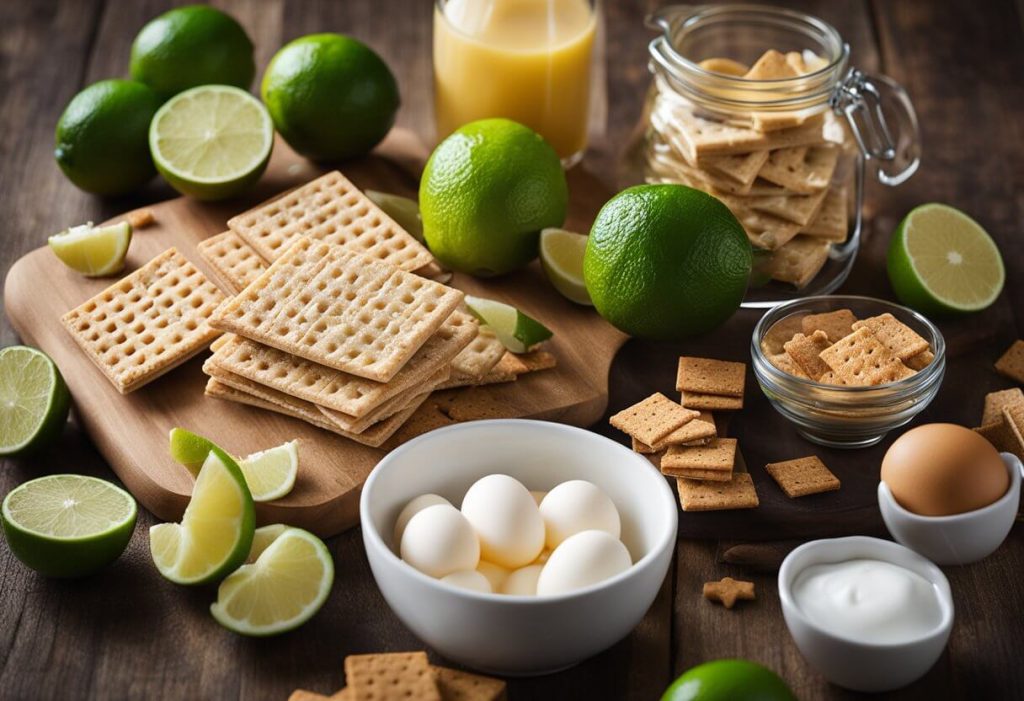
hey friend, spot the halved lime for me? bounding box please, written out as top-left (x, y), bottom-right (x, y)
top-left (149, 446), bottom-right (254, 585)
top-left (464, 295), bottom-right (553, 354)
top-left (238, 440), bottom-right (298, 502)
top-left (540, 228), bottom-right (592, 306)
top-left (48, 221), bottom-right (132, 277)
top-left (210, 526), bottom-right (333, 636)
top-left (366, 190), bottom-right (424, 243)
top-left (887, 203), bottom-right (1005, 315)
top-left (0, 346), bottom-right (71, 456)
top-left (168, 427), bottom-right (215, 477)
top-left (1, 474), bottom-right (136, 578)
top-left (149, 85), bottom-right (273, 201)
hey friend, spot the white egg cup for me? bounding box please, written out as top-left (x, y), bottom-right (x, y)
top-left (360, 419), bottom-right (678, 676)
top-left (778, 536), bottom-right (954, 693)
top-left (878, 452), bottom-right (1022, 565)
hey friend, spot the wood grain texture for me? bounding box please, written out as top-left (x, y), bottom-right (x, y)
top-left (1, 1), bottom-right (1023, 699)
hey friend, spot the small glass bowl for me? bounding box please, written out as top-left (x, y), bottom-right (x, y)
top-left (751, 296), bottom-right (945, 448)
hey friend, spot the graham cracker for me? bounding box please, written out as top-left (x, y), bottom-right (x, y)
top-left (676, 357), bottom-right (746, 397)
top-left (450, 327), bottom-right (506, 379)
top-left (801, 187), bottom-right (848, 241)
top-left (783, 330), bottom-right (832, 380)
top-left (801, 308), bottom-right (857, 343)
top-left (496, 350), bottom-right (557, 375)
top-left (61, 248), bottom-right (224, 394)
top-left (983, 388), bottom-right (1024, 426)
top-left (904, 349), bottom-right (935, 371)
top-left (703, 577), bottom-right (756, 609)
top-left (768, 352), bottom-right (809, 379)
top-left (994, 340), bottom-right (1024, 383)
top-left (818, 370), bottom-right (847, 385)
top-left (209, 311), bottom-right (475, 418)
top-left (758, 145), bottom-right (839, 193)
top-left (744, 186), bottom-right (829, 227)
top-left (661, 437), bottom-right (737, 475)
top-left (819, 327), bottom-right (915, 386)
top-left (228, 171), bottom-right (433, 271)
top-left (609, 393), bottom-right (700, 446)
top-left (631, 437), bottom-right (658, 455)
top-left (649, 416), bottom-right (717, 451)
top-left (851, 313), bottom-right (930, 361)
top-left (762, 236), bottom-right (831, 289)
top-left (973, 420), bottom-right (1021, 455)
top-left (209, 239), bottom-right (463, 382)
top-left (677, 472), bottom-right (759, 512)
top-left (1003, 405), bottom-right (1024, 456)
top-left (671, 467), bottom-right (733, 482)
top-left (197, 231), bottom-right (267, 294)
top-left (765, 456), bottom-right (841, 497)
top-left (702, 150), bottom-right (770, 187)
top-left (675, 107), bottom-right (826, 162)
top-left (344, 652), bottom-right (440, 701)
top-left (736, 209), bottom-right (803, 250)
top-left (680, 391), bottom-right (743, 411)
top-left (760, 314), bottom-right (806, 355)
top-left (433, 666), bottom-right (507, 701)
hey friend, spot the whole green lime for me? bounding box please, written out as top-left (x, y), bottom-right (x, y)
top-left (262, 33), bottom-right (400, 161)
top-left (662, 660), bottom-right (797, 701)
top-left (54, 79), bottom-right (161, 196)
top-left (420, 118), bottom-right (568, 277)
top-left (130, 5), bottom-right (255, 98)
top-left (584, 184), bottom-right (751, 339)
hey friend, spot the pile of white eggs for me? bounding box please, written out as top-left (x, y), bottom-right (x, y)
top-left (395, 474), bottom-right (632, 596)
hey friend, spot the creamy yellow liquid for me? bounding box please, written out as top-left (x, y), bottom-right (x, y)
top-left (433, 0), bottom-right (596, 160)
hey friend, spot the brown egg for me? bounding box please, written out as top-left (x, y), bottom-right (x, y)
top-left (881, 423), bottom-right (1009, 516)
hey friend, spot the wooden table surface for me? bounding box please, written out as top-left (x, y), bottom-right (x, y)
top-left (2, 1), bottom-right (1023, 699)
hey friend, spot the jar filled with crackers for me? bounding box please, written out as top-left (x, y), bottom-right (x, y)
top-left (628, 5), bottom-right (921, 307)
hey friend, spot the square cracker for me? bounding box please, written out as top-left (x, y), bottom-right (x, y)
top-left (680, 391), bottom-right (743, 411)
top-left (662, 438), bottom-right (738, 475)
top-left (345, 652), bottom-right (440, 701)
top-left (983, 388), bottom-right (1024, 426)
top-left (496, 350), bottom-right (557, 375)
top-left (450, 327), bottom-right (506, 379)
top-left (744, 186), bottom-right (829, 227)
top-left (677, 472), bottom-right (759, 512)
top-left (671, 467), bottom-right (733, 482)
top-left (649, 416), bottom-right (717, 451)
top-left (851, 313), bottom-right (930, 361)
top-left (228, 170), bottom-right (433, 270)
top-left (973, 419), bottom-right (1022, 457)
top-left (995, 340), bottom-right (1024, 383)
top-left (801, 187), bottom-right (848, 241)
top-left (433, 666), bottom-right (506, 701)
top-left (197, 231), bottom-right (267, 294)
top-left (702, 150), bottom-right (770, 187)
top-left (819, 327), bottom-right (915, 386)
top-left (609, 393), bottom-right (700, 445)
top-left (758, 146), bottom-right (839, 193)
top-left (210, 311), bottom-right (475, 418)
top-left (762, 236), bottom-right (831, 289)
top-left (904, 349), bottom-right (935, 371)
top-left (676, 357), bottom-right (746, 397)
top-left (801, 309), bottom-right (857, 343)
top-left (783, 330), bottom-right (832, 380)
top-left (765, 456), bottom-right (841, 497)
top-left (674, 107), bottom-right (826, 161)
top-left (735, 209), bottom-right (803, 251)
top-left (61, 248), bottom-right (224, 394)
top-left (210, 239), bottom-right (463, 382)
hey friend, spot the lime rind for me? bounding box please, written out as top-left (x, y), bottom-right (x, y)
top-left (168, 427), bottom-right (216, 477)
top-left (48, 221), bottom-right (133, 277)
top-left (464, 295), bottom-right (553, 353)
top-left (0, 346), bottom-right (71, 456)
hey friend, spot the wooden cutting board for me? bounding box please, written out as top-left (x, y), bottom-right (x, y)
top-left (3, 130), bottom-right (626, 537)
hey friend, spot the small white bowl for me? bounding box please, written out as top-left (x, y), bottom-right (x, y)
top-left (878, 452), bottom-right (1022, 565)
top-left (360, 419), bottom-right (678, 676)
top-left (779, 536), bottom-right (954, 693)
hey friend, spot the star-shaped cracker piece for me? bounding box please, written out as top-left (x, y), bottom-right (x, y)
top-left (703, 577), bottom-right (756, 609)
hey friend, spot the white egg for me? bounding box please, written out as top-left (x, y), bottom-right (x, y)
top-left (539, 480), bottom-right (621, 550)
top-left (501, 564), bottom-right (545, 596)
top-left (476, 560), bottom-right (510, 591)
top-left (393, 493), bottom-right (451, 545)
top-left (536, 530), bottom-right (632, 596)
top-left (440, 569), bottom-right (492, 594)
top-left (530, 490), bottom-right (547, 506)
top-left (461, 474), bottom-right (545, 569)
top-left (400, 504), bottom-right (480, 578)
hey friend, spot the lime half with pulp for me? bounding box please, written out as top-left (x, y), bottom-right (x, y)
top-left (149, 85), bottom-right (273, 201)
top-left (0, 346), bottom-right (71, 456)
top-left (2, 474), bottom-right (136, 577)
top-left (464, 295), bottom-right (553, 353)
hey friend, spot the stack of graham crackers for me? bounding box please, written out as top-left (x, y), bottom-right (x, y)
top-left (645, 49), bottom-right (853, 289)
top-left (289, 650), bottom-right (506, 701)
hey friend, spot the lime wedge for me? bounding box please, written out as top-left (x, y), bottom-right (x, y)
top-left (247, 523), bottom-right (288, 563)
top-left (464, 295), bottom-right (553, 354)
top-left (210, 526), bottom-right (333, 636)
top-left (238, 440), bottom-right (298, 502)
top-left (149, 85), bottom-right (273, 201)
top-left (540, 228), bottom-right (592, 306)
top-left (366, 190), bottom-right (424, 243)
top-left (168, 427), bottom-right (215, 477)
top-left (1, 474), bottom-right (136, 577)
top-left (149, 446), bottom-right (255, 585)
top-left (48, 221), bottom-right (132, 277)
top-left (887, 203), bottom-right (1005, 315)
top-left (0, 346), bottom-right (70, 456)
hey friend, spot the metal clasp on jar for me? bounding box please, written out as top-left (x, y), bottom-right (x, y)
top-left (831, 68), bottom-right (921, 186)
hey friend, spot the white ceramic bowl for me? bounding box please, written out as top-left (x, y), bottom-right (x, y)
top-left (360, 419), bottom-right (678, 676)
top-left (779, 536), bottom-right (954, 693)
top-left (878, 452), bottom-right (1022, 565)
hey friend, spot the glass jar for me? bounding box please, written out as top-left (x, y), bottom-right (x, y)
top-left (626, 4), bottom-right (920, 308)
